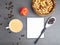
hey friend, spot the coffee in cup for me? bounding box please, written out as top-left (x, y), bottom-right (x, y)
top-left (6, 19), bottom-right (23, 33)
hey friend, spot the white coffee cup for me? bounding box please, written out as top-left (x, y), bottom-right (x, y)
top-left (6, 19), bottom-right (23, 33)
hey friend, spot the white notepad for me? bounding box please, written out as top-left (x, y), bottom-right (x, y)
top-left (27, 18), bottom-right (44, 38)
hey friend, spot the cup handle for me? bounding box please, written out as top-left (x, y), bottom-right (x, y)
top-left (6, 27), bottom-right (9, 29)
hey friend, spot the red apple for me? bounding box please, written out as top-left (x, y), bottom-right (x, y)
top-left (19, 7), bottom-right (28, 16)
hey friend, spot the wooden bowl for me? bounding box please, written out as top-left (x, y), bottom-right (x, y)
top-left (32, 0), bottom-right (56, 16)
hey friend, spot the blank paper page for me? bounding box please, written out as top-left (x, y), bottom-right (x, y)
top-left (27, 18), bottom-right (44, 38)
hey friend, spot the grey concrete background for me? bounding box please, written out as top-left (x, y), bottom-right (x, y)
top-left (0, 0), bottom-right (60, 45)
